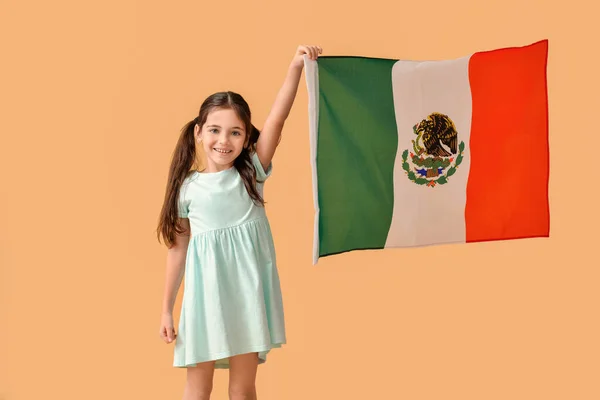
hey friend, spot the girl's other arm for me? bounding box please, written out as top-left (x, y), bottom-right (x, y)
top-left (159, 219), bottom-right (190, 343)
top-left (256, 44), bottom-right (322, 170)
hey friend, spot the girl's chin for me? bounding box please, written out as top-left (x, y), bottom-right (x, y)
top-left (207, 156), bottom-right (235, 168)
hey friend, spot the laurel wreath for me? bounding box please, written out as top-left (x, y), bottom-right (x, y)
top-left (401, 141), bottom-right (465, 187)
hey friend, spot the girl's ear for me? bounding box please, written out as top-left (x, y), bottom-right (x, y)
top-left (194, 124), bottom-right (202, 142)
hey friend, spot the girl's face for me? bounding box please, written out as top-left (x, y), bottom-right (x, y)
top-left (195, 108), bottom-right (247, 172)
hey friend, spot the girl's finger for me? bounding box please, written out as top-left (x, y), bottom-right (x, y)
top-left (302, 45), bottom-right (311, 58)
top-left (311, 46), bottom-right (321, 59)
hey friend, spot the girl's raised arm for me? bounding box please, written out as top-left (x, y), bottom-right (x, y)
top-left (256, 45), bottom-right (322, 171)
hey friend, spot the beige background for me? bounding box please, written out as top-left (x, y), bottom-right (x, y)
top-left (1, 0), bottom-right (599, 399)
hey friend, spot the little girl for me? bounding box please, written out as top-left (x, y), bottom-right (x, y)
top-left (156, 44), bottom-right (322, 400)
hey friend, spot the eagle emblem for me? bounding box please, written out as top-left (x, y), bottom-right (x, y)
top-left (401, 112), bottom-right (465, 187)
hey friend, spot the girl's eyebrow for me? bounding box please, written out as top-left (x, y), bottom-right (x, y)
top-left (206, 124), bottom-right (245, 130)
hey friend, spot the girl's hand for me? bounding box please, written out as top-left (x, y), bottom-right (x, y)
top-left (291, 44), bottom-right (323, 69)
top-left (159, 312), bottom-right (177, 344)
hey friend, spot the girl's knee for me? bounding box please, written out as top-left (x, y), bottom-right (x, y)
top-left (228, 384), bottom-right (256, 400)
top-left (184, 379), bottom-right (213, 400)
top-left (183, 384), bottom-right (213, 400)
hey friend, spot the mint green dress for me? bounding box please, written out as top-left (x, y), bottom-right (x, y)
top-left (173, 152), bottom-right (286, 369)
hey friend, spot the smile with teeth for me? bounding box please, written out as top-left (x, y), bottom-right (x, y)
top-left (214, 148), bottom-right (232, 154)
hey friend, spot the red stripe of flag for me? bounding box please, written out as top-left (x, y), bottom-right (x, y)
top-left (466, 39), bottom-right (550, 242)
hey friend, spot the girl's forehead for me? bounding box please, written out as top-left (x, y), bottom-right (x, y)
top-left (206, 108), bottom-right (245, 128)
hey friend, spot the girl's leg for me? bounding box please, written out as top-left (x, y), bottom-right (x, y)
top-left (228, 352), bottom-right (259, 400)
top-left (183, 360), bottom-right (216, 400)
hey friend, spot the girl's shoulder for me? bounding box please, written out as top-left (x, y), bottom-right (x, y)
top-left (183, 170), bottom-right (198, 184)
top-left (251, 151), bottom-right (273, 181)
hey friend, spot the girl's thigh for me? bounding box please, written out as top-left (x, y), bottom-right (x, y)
top-left (185, 360), bottom-right (217, 391)
top-left (228, 352), bottom-right (259, 393)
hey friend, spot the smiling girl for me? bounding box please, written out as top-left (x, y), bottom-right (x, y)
top-left (156, 45), bottom-right (323, 400)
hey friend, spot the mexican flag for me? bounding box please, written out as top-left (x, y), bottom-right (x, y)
top-left (304, 40), bottom-right (549, 265)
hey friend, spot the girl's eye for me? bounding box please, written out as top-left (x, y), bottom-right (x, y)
top-left (232, 131), bottom-right (240, 136)
top-left (210, 129), bottom-right (218, 134)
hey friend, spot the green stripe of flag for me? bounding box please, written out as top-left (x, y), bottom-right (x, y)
top-left (316, 57), bottom-right (398, 257)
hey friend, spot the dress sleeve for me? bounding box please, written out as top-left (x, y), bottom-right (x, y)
top-left (177, 183), bottom-right (191, 218)
top-left (252, 151), bottom-right (273, 181)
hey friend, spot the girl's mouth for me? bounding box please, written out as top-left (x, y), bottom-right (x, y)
top-left (214, 148), bottom-right (232, 154)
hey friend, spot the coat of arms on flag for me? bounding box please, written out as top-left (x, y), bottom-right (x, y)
top-left (304, 40), bottom-right (550, 265)
top-left (404, 112), bottom-right (465, 187)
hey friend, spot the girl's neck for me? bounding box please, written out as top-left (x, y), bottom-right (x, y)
top-left (200, 162), bottom-right (235, 174)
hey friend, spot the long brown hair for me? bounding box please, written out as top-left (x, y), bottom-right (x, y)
top-left (156, 91), bottom-right (264, 248)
